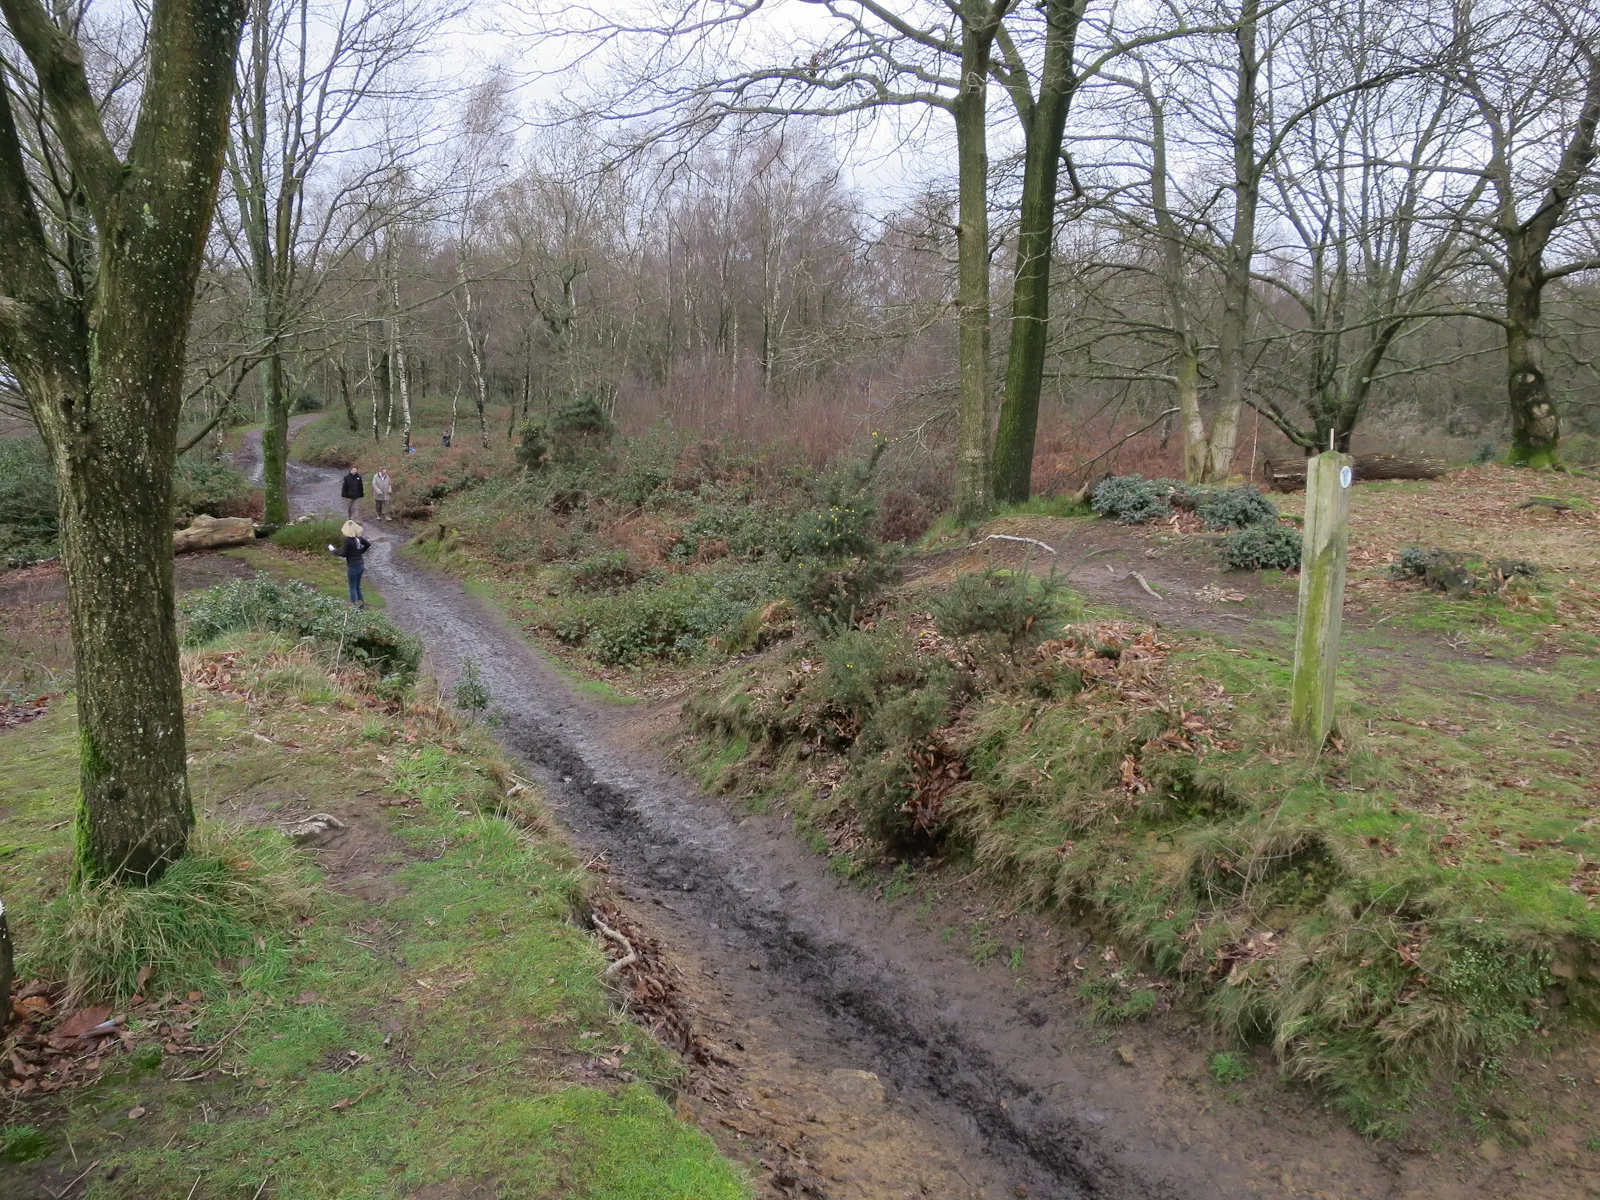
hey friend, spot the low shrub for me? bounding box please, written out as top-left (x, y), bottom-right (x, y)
top-left (931, 568), bottom-right (1075, 652)
top-left (1196, 485), bottom-right (1279, 531)
top-left (1092, 475), bottom-right (1176, 524)
top-left (791, 500), bottom-right (878, 559)
top-left (1220, 525), bottom-right (1303, 570)
top-left (269, 518), bottom-right (346, 554)
top-left (547, 394), bottom-right (616, 465)
top-left (453, 656), bottom-right (490, 714)
top-left (565, 550), bottom-right (645, 593)
top-left (543, 566), bottom-right (779, 666)
top-left (672, 489), bottom-right (795, 562)
top-left (1092, 475), bottom-right (1281, 534)
top-left (1387, 546), bottom-right (1538, 596)
top-left (181, 574), bottom-right (422, 682)
top-left (514, 420), bottom-right (548, 472)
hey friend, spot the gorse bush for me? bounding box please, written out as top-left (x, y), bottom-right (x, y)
top-left (181, 574), bottom-right (422, 682)
top-left (542, 565), bottom-right (778, 666)
top-left (453, 656), bottom-right (490, 713)
top-left (517, 393), bottom-right (617, 472)
top-left (791, 501), bottom-right (877, 559)
top-left (786, 554), bottom-right (897, 634)
top-left (1220, 525), bottom-right (1303, 570)
top-left (931, 568), bottom-right (1075, 652)
top-left (514, 419), bottom-right (549, 471)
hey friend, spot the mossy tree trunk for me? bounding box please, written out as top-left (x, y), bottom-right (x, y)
top-left (1208, 0), bottom-right (1260, 485)
top-left (952, 0), bottom-right (1009, 525)
top-left (0, 0), bottom-right (249, 882)
top-left (1503, 244), bottom-right (1560, 468)
top-left (1465, 34), bottom-right (1600, 469)
top-left (990, 0), bottom-right (1085, 504)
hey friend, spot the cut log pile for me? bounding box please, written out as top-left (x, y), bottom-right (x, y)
top-left (172, 514), bottom-right (256, 554)
top-left (1260, 453), bottom-right (1446, 492)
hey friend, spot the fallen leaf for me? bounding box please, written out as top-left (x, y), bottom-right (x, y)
top-left (54, 1005), bottom-right (113, 1038)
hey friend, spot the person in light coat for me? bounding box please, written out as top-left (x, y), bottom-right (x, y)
top-left (372, 467), bottom-right (393, 520)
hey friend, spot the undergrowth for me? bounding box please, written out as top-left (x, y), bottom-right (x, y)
top-left (180, 574), bottom-right (421, 683)
top-left (679, 578), bottom-right (1599, 1134)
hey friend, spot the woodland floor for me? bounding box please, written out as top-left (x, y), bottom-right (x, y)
top-left (4, 433), bottom-right (1600, 1198)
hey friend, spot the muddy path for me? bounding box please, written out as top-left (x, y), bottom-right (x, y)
top-left (266, 437), bottom-right (1519, 1200)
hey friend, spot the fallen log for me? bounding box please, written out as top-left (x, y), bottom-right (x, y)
top-left (173, 514), bottom-right (256, 554)
top-left (1261, 452), bottom-right (1445, 492)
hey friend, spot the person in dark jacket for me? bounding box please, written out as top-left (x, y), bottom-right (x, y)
top-left (329, 520), bottom-right (372, 607)
top-left (341, 465), bottom-right (364, 518)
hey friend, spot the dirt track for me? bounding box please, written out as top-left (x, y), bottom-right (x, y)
top-left (269, 435), bottom-right (1550, 1200)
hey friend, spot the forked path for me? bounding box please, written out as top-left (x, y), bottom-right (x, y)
top-left (268, 437), bottom-right (1503, 1200)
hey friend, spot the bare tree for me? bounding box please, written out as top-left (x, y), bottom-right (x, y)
top-left (1450, 0), bottom-right (1600, 467)
top-left (224, 0), bottom-right (445, 521)
top-left (0, 0), bottom-right (248, 881)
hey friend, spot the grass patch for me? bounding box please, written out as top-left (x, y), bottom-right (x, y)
top-left (24, 822), bottom-right (314, 1006)
top-left (677, 572), bottom-right (1600, 1134)
top-left (0, 633), bottom-right (749, 1198)
top-left (268, 518), bottom-right (348, 554)
top-left (180, 574), bottom-right (417, 682)
top-left (1208, 1050), bottom-right (1251, 1085)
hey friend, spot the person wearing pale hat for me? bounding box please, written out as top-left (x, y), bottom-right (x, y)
top-left (328, 520), bottom-right (373, 608)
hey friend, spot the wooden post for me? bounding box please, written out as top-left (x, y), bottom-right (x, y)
top-left (1290, 450), bottom-right (1353, 744)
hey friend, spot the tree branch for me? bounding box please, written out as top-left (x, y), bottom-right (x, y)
top-left (0, 0), bottom-right (123, 225)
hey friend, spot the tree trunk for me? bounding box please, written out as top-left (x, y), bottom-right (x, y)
top-left (0, 0), bottom-right (248, 884)
top-left (337, 359), bottom-right (358, 432)
top-left (991, 0), bottom-right (1081, 504)
top-left (1210, 0), bottom-right (1260, 483)
top-left (953, 0), bottom-right (1002, 525)
top-left (366, 336), bottom-right (381, 444)
top-left (1504, 245), bottom-right (1559, 467)
top-left (260, 349), bottom-right (290, 524)
top-left (53, 366), bottom-right (193, 884)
